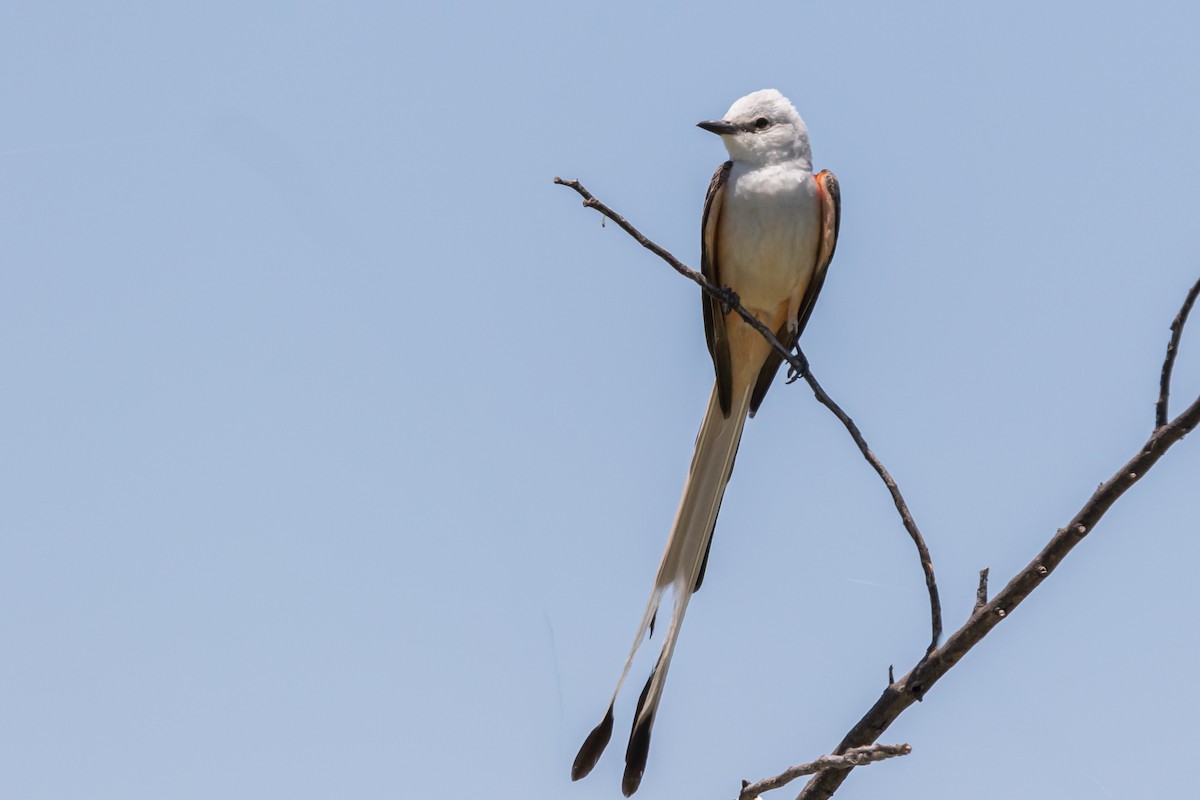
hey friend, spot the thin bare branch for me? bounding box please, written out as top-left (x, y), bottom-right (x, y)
top-left (1157, 276), bottom-right (1200, 428)
top-left (553, 177), bottom-right (796, 370)
top-left (553, 176), bottom-right (942, 652)
top-left (789, 349), bottom-right (942, 651)
top-left (738, 744), bottom-right (911, 800)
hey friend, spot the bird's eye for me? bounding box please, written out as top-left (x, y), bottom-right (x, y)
top-left (754, 117), bottom-right (770, 130)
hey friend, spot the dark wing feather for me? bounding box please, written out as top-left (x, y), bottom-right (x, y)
top-left (701, 161), bottom-right (734, 417)
top-left (748, 169), bottom-right (841, 415)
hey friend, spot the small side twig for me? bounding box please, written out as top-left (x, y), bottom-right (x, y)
top-left (738, 744), bottom-right (911, 800)
top-left (1157, 276), bottom-right (1200, 429)
top-left (974, 567), bottom-right (990, 613)
top-left (554, 175), bottom-right (942, 654)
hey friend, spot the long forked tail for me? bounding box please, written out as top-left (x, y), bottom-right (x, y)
top-left (572, 382), bottom-right (752, 795)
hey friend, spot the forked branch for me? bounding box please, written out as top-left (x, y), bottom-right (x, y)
top-left (791, 275), bottom-right (1200, 800)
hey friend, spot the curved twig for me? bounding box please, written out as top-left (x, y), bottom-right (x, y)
top-left (1157, 276), bottom-right (1200, 429)
top-left (789, 348), bottom-right (942, 651)
top-left (553, 176), bottom-right (942, 651)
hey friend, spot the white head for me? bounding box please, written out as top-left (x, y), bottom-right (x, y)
top-left (697, 89), bottom-right (812, 170)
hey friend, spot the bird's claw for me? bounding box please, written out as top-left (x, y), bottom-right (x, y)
top-left (786, 354), bottom-right (808, 384)
top-left (718, 286), bottom-right (740, 314)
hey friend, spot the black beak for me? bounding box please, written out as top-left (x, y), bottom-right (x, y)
top-left (697, 119), bottom-right (738, 136)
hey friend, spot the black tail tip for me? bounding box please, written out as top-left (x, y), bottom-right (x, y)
top-left (621, 719), bottom-right (652, 796)
top-left (571, 705), bottom-right (614, 781)
top-left (622, 709), bottom-right (655, 795)
top-left (620, 665), bottom-right (658, 795)
top-left (621, 765), bottom-right (645, 797)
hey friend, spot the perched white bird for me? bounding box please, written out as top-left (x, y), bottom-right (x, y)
top-left (571, 89), bottom-right (841, 796)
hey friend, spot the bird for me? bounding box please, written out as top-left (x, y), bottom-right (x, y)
top-left (570, 89), bottom-right (841, 796)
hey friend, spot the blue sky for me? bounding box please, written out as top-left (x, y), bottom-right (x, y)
top-left (3, 2), bottom-right (1199, 799)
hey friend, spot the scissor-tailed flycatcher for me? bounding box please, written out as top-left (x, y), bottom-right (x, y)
top-left (571, 89), bottom-right (841, 795)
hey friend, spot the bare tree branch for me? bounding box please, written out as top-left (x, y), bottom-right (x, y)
top-left (553, 176), bottom-right (942, 652)
top-left (737, 744), bottom-right (911, 800)
top-left (793, 281), bottom-right (1200, 800)
top-left (555, 175), bottom-right (1200, 800)
top-left (1157, 276), bottom-right (1200, 429)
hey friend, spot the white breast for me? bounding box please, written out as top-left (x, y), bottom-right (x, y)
top-left (717, 162), bottom-right (821, 319)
